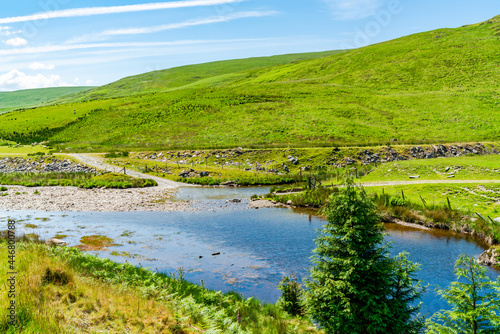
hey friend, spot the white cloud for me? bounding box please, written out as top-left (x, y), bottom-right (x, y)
top-left (29, 62), bottom-right (55, 70)
top-left (322, 0), bottom-right (383, 20)
top-left (0, 0), bottom-right (245, 24)
top-left (0, 26), bottom-right (21, 36)
top-left (0, 69), bottom-right (71, 90)
top-left (4, 37), bottom-right (28, 46)
top-left (68, 10), bottom-right (277, 43)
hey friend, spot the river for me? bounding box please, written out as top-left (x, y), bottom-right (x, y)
top-left (1, 185), bottom-right (497, 316)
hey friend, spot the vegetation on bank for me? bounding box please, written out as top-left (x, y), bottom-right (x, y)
top-left (0, 17), bottom-right (499, 150)
top-left (0, 237), bottom-right (319, 333)
top-left (0, 172), bottom-right (157, 189)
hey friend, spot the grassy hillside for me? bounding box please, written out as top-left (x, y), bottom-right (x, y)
top-left (53, 50), bottom-right (345, 103)
top-left (0, 16), bottom-right (499, 150)
top-left (0, 87), bottom-right (94, 114)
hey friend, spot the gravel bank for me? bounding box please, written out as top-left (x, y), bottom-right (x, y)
top-left (0, 185), bottom-right (187, 212)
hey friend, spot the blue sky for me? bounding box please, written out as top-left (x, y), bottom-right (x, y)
top-left (0, 0), bottom-right (499, 91)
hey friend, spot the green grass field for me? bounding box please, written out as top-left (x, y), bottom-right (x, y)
top-left (0, 87), bottom-right (94, 114)
top-left (360, 154), bottom-right (500, 182)
top-left (0, 16), bottom-right (498, 150)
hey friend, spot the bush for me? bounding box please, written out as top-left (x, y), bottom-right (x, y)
top-left (277, 275), bottom-right (305, 316)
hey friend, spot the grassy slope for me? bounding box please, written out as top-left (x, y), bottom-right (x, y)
top-left (52, 50), bottom-right (345, 103)
top-left (0, 87), bottom-right (94, 114)
top-left (0, 240), bottom-right (318, 333)
top-left (0, 17), bottom-right (499, 149)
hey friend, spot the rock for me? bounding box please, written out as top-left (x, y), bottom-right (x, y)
top-left (478, 247), bottom-right (500, 266)
top-left (230, 199), bottom-right (241, 203)
top-left (287, 155), bottom-right (299, 165)
top-left (200, 171), bottom-right (209, 177)
top-left (409, 175), bottom-right (420, 179)
top-left (445, 166), bottom-right (450, 172)
top-left (45, 238), bottom-right (67, 246)
top-left (286, 200), bottom-right (293, 205)
top-left (212, 252), bottom-right (221, 256)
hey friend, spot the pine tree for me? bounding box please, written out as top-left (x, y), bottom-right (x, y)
top-left (426, 254), bottom-right (500, 334)
top-left (305, 180), bottom-right (424, 334)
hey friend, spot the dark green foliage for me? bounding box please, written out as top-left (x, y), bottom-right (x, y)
top-left (0, 172), bottom-right (156, 189)
top-left (104, 151), bottom-right (130, 158)
top-left (41, 268), bottom-right (71, 286)
top-left (277, 275), bottom-right (305, 316)
top-left (27, 152), bottom-right (46, 156)
top-left (426, 254), bottom-right (500, 333)
top-left (306, 180), bottom-right (424, 334)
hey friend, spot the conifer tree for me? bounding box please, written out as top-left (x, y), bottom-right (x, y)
top-left (426, 254), bottom-right (500, 334)
top-left (306, 180), bottom-right (424, 334)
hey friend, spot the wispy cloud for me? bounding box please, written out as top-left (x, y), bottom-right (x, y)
top-left (68, 11), bottom-right (278, 43)
top-left (0, 0), bottom-right (245, 24)
top-left (0, 38), bottom-right (272, 56)
top-left (0, 26), bottom-right (21, 36)
top-left (321, 0), bottom-right (384, 20)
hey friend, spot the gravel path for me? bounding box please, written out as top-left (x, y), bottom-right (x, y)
top-left (68, 153), bottom-right (189, 189)
top-left (0, 153), bottom-right (193, 212)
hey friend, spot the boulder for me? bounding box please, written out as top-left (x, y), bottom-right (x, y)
top-left (45, 238), bottom-right (68, 246)
top-left (478, 247), bottom-right (500, 267)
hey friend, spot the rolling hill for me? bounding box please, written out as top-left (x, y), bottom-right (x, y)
top-left (0, 16), bottom-right (499, 151)
top-left (52, 50), bottom-right (345, 103)
top-left (0, 87), bottom-right (94, 114)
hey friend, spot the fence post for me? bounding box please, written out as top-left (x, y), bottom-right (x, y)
top-left (420, 195), bottom-right (427, 208)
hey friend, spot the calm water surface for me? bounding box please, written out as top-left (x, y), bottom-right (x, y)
top-left (1, 186), bottom-right (497, 315)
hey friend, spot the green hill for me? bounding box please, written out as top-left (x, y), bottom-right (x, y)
top-left (0, 16), bottom-right (499, 150)
top-left (53, 50), bottom-right (345, 103)
top-left (0, 87), bottom-right (94, 114)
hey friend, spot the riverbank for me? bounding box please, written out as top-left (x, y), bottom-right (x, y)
top-left (0, 185), bottom-right (187, 212)
top-left (0, 238), bottom-right (319, 333)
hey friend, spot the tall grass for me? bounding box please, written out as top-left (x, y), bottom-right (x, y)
top-left (0, 237), bottom-right (320, 333)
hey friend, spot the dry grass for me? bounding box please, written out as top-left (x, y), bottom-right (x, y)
top-left (0, 242), bottom-right (188, 333)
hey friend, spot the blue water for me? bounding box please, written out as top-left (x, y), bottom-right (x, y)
top-left (1, 186), bottom-right (497, 316)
